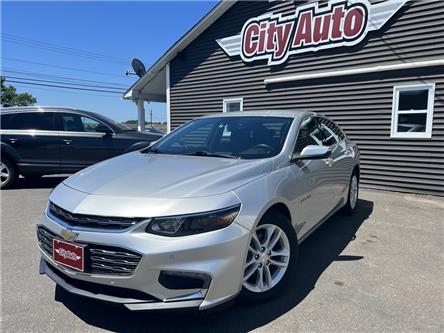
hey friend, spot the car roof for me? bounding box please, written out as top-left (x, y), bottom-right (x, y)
top-left (201, 110), bottom-right (313, 119)
top-left (1, 106), bottom-right (91, 114)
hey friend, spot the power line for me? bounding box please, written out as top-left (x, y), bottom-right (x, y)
top-left (1, 33), bottom-right (129, 65)
top-left (1, 57), bottom-right (128, 78)
top-left (11, 83), bottom-right (123, 99)
top-left (4, 79), bottom-right (123, 94)
top-left (2, 33), bottom-right (129, 64)
top-left (4, 76), bottom-right (125, 91)
top-left (1, 68), bottom-right (128, 88)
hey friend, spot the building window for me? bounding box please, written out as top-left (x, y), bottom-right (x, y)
top-left (223, 98), bottom-right (243, 112)
top-left (391, 84), bottom-right (435, 139)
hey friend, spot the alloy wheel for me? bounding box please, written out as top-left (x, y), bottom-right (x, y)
top-left (350, 175), bottom-right (358, 209)
top-left (0, 162), bottom-right (10, 186)
top-left (243, 224), bottom-right (290, 293)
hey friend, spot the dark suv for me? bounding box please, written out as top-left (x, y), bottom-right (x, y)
top-left (0, 107), bottom-right (163, 188)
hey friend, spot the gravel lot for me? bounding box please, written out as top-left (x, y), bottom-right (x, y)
top-left (1, 176), bottom-right (443, 333)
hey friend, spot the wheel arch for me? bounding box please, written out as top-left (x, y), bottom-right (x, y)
top-left (0, 143), bottom-right (19, 165)
top-left (353, 164), bottom-right (360, 179)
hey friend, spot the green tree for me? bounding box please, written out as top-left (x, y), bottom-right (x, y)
top-left (1, 76), bottom-right (37, 107)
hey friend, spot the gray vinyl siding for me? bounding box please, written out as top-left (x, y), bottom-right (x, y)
top-left (170, 0), bottom-right (444, 196)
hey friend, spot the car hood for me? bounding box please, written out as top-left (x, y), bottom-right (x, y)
top-left (63, 152), bottom-right (273, 198)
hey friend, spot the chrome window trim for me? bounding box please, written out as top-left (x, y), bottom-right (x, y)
top-left (0, 129), bottom-right (60, 136)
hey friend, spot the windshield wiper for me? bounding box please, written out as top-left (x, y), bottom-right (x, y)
top-left (186, 151), bottom-right (239, 159)
top-left (143, 147), bottom-right (163, 154)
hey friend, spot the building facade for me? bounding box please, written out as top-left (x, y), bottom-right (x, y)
top-left (125, 0), bottom-right (444, 196)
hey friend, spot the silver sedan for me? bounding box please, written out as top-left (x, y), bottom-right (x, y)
top-left (37, 110), bottom-right (360, 311)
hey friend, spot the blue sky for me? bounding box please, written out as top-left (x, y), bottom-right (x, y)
top-left (1, 1), bottom-right (217, 122)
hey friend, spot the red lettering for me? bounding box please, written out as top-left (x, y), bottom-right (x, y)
top-left (258, 22), bottom-right (267, 53)
top-left (275, 22), bottom-right (293, 59)
top-left (243, 23), bottom-right (259, 56)
top-left (344, 8), bottom-right (364, 38)
top-left (331, 6), bottom-right (345, 39)
top-left (266, 22), bottom-right (277, 52)
top-left (313, 14), bottom-right (331, 43)
top-left (293, 11), bottom-right (313, 47)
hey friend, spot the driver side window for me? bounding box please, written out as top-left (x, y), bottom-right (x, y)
top-left (294, 117), bottom-right (322, 154)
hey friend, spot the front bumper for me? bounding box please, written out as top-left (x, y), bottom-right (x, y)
top-left (37, 211), bottom-right (250, 311)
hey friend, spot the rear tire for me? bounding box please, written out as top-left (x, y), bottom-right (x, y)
top-left (1, 157), bottom-right (17, 189)
top-left (238, 210), bottom-right (298, 304)
top-left (342, 170), bottom-right (359, 216)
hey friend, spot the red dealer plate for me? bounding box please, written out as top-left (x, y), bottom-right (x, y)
top-left (53, 239), bottom-right (85, 272)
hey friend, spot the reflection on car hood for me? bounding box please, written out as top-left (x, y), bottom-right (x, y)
top-left (63, 152), bottom-right (273, 198)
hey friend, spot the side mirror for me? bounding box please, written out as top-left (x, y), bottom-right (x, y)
top-left (292, 145), bottom-right (331, 161)
top-left (96, 124), bottom-right (113, 136)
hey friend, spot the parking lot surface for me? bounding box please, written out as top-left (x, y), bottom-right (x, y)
top-left (1, 176), bottom-right (443, 333)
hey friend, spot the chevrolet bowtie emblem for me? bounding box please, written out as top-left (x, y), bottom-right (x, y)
top-left (61, 229), bottom-right (79, 241)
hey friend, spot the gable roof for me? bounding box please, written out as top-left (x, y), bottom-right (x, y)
top-left (123, 0), bottom-right (237, 101)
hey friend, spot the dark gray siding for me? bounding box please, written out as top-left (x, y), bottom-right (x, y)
top-left (170, 0), bottom-right (444, 196)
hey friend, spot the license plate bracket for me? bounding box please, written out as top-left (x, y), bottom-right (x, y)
top-left (52, 239), bottom-right (85, 272)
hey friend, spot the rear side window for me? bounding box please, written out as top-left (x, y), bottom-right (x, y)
top-left (318, 117), bottom-right (345, 146)
top-left (1, 114), bottom-right (14, 129)
top-left (294, 117), bottom-right (322, 154)
top-left (59, 113), bottom-right (110, 133)
top-left (9, 112), bottom-right (55, 131)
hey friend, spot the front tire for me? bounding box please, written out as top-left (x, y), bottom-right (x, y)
top-left (238, 210), bottom-right (298, 304)
top-left (1, 157), bottom-right (17, 189)
top-left (342, 171), bottom-right (359, 216)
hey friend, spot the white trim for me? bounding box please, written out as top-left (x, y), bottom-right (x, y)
top-left (264, 59), bottom-right (444, 84)
top-left (390, 83), bottom-right (435, 139)
top-left (137, 99), bottom-right (146, 132)
top-left (223, 98), bottom-right (243, 112)
top-left (166, 63), bottom-right (171, 133)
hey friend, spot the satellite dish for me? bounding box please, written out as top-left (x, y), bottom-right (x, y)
top-left (131, 58), bottom-right (146, 78)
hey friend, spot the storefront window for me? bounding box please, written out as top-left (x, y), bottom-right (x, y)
top-left (223, 98), bottom-right (243, 112)
top-left (391, 84), bottom-right (435, 139)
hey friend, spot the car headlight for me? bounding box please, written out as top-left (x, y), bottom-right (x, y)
top-left (146, 205), bottom-right (240, 237)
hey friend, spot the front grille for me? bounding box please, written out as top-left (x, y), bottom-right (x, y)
top-left (48, 202), bottom-right (144, 230)
top-left (46, 262), bottom-right (158, 302)
top-left (37, 226), bottom-right (142, 276)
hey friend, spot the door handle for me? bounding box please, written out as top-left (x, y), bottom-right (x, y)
top-left (63, 139), bottom-right (72, 145)
top-left (9, 138), bottom-right (18, 144)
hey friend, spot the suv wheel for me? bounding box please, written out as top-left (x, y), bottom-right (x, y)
top-left (238, 210), bottom-right (298, 303)
top-left (1, 158), bottom-right (17, 189)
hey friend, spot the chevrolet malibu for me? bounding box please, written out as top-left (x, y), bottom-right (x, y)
top-left (37, 111), bottom-right (360, 311)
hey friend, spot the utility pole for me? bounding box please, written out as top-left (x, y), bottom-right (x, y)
top-left (150, 109), bottom-right (153, 128)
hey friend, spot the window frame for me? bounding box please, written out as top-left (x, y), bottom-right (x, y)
top-left (293, 116), bottom-right (323, 155)
top-left (390, 83), bottom-right (435, 139)
top-left (223, 98), bottom-right (243, 113)
top-left (8, 111), bottom-right (56, 131)
top-left (56, 112), bottom-right (114, 134)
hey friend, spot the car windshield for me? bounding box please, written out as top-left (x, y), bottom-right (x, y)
top-left (147, 116), bottom-right (293, 159)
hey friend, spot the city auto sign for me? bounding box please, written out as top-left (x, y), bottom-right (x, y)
top-left (217, 0), bottom-right (407, 66)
